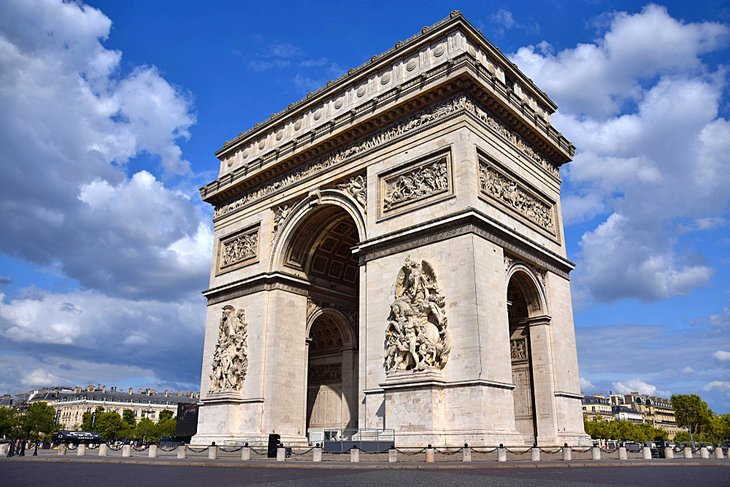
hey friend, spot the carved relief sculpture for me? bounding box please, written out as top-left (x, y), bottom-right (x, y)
top-left (383, 159), bottom-right (448, 211)
top-left (337, 174), bottom-right (367, 210)
top-left (479, 162), bottom-right (555, 233)
top-left (385, 256), bottom-right (451, 372)
top-left (209, 305), bottom-right (249, 392)
top-left (511, 338), bottom-right (527, 360)
top-left (220, 228), bottom-right (258, 270)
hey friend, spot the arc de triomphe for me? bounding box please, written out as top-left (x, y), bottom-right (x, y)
top-left (192, 12), bottom-right (589, 447)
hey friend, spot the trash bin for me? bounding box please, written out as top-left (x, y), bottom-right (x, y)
top-left (267, 434), bottom-right (280, 458)
top-left (653, 436), bottom-right (666, 459)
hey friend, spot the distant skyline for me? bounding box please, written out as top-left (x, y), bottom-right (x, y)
top-left (0, 0), bottom-right (728, 413)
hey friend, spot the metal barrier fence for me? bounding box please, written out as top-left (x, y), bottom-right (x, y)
top-left (3, 440), bottom-right (727, 463)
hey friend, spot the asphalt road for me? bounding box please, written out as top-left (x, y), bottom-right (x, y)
top-left (1, 462), bottom-right (728, 487)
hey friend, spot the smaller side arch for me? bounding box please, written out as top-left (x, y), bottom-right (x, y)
top-left (506, 264), bottom-right (548, 318)
top-left (306, 307), bottom-right (356, 350)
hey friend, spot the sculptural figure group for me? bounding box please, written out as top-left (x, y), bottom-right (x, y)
top-left (209, 306), bottom-right (249, 391)
top-left (385, 257), bottom-right (451, 372)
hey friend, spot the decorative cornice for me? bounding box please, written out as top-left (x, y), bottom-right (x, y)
top-left (211, 94), bottom-right (559, 221)
top-left (202, 14), bottom-right (575, 208)
top-left (217, 11), bottom-right (558, 155)
top-left (354, 208), bottom-right (574, 279)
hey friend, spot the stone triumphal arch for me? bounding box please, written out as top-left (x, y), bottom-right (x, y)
top-left (192, 12), bottom-right (589, 447)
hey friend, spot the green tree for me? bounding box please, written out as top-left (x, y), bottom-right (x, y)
top-left (21, 402), bottom-right (56, 441)
top-left (159, 409), bottom-right (174, 422)
top-left (672, 394), bottom-right (714, 440)
top-left (134, 417), bottom-right (155, 442)
top-left (122, 409), bottom-right (136, 428)
top-left (154, 410), bottom-right (176, 440)
top-left (0, 406), bottom-right (19, 439)
top-left (94, 411), bottom-right (126, 440)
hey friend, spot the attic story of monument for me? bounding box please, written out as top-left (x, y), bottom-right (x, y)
top-left (192, 11), bottom-right (590, 447)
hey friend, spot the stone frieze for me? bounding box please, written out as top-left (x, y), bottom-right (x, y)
top-left (382, 158), bottom-right (448, 212)
top-left (214, 95), bottom-right (557, 219)
top-left (479, 163), bottom-right (555, 233)
top-left (219, 227), bottom-right (259, 271)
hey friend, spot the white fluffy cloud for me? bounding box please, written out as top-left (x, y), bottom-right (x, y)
top-left (511, 4), bottom-right (730, 302)
top-left (714, 350), bottom-right (730, 361)
top-left (0, 0), bottom-right (210, 301)
top-left (613, 379), bottom-right (669, 397)
top-left (0, 289), bottom-right (205, 388)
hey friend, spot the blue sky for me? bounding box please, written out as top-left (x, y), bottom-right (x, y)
top-left (0, 0), bottom-right (728, 413)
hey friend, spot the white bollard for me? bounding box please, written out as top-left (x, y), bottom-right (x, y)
top-left (618, 446), bottom-right (627, 460)
top-left (389, 448), bottom-right (398, 463)
top-left (531, 448), bottom-right (540, 462)
top-left (313, 447), bottom-right (322, 462)
top-left (425, 447), bottom-right (435, 463)
top-left (148, 445), bottom-right (157, 458)
top-left (683, 447), bottom-right (693, 459)
top-left (643, 446), bottom-right (652, 459)
top-left (462, 447), bottom-right (471, 463)
top-left (122, 445), bottom-right (131, 458)
top-left (208, 445), bottom-right (217, 460)
top-left (562, 445), bottom-right (572, 461)
top-left (592, 446), bottom-right (601, 460)
top-left (77, 444), bottom-right (86, 456)
top-left (276, 447), bottom-right (286, 462)
top-left (58, 444), bottom-right (67, 456)
top-left (177, 445), bottom-right (186, 459)
top-left (242, 446), bottom-right (251, 461)
top-left (714, 446), bottom-right (724, 459)
top-left (665, 447), bottom-right (673, 459)
top-left (350, 447), bottom-right (360, 463)
top-left (98, 444), bottom-right (108, 457)
top-left (497, 446), bottom-right (507, 462)
top-left (700, 447), bottom-right (709, 459)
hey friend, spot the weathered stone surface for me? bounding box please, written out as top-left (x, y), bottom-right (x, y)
top-left (192, 12), bottom-right (588, 448)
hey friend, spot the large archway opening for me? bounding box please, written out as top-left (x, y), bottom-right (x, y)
top-left (282, 204), bottom-right (360, 444)
top-left (507, 271), bottom-right (540, 444)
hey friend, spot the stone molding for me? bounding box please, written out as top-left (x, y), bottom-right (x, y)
top-left (212, 94), bottom-right (559, 221)
top-left (355, 208), bottom-right (573, 279)
top-left (504, 254), bottom-right (547, 290)
top-left (216, 224), bottom-right (260, 275)
top-left (212, 95), bottom-right (468, 220)
top-left (203, 272), bottom-right (310, 306)
top-left (213, 11), bottom-right (567, 169)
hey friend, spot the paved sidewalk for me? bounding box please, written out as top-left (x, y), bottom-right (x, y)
top-left (3, 447), bottom-right (728, 470)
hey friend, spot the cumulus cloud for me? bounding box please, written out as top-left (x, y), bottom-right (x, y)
top-left (703, 381), bottom-right (730, 392)
top-left (613, 379), bottom-right (669, 397)
top-left (714, 350), bottom-right (730, 361)
top-left (580, 376), bottom-right (595, 392)
top-left (0, 289), bottom-right (205, 389)
top-left (0, 0), bottom-right (211, 301)
top-left (510, 4), bottom-right (730, 302)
